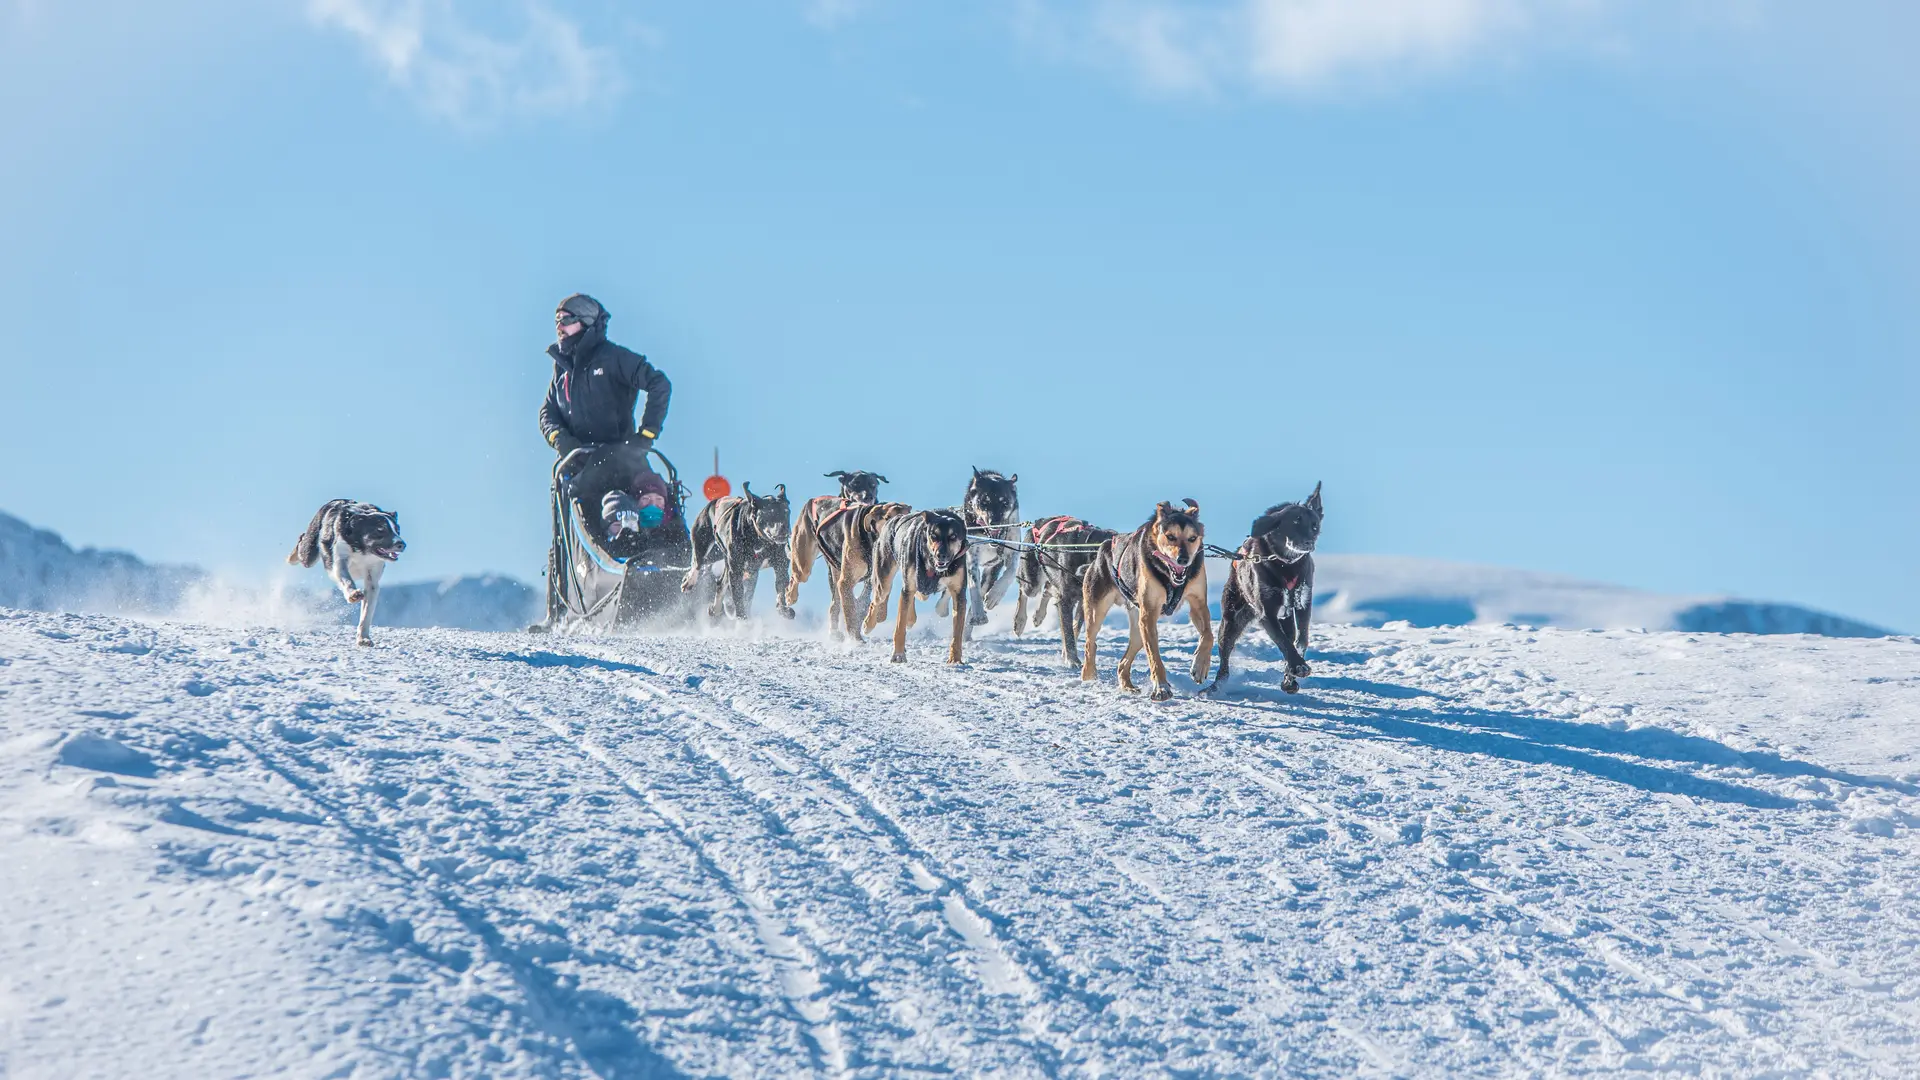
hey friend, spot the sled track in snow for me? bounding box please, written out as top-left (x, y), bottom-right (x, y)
top-left (479, 650), bottom-right (1088, 1075)
top-left (476, 671), bottom-right (857, 1076)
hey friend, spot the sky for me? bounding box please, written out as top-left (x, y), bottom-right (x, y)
top-left (0, 0), bottom-right (1915, 631)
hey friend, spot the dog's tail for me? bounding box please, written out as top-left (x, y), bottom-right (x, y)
top-left (287, 500), bottom-right (345, 567)
top-left (682, 502), bottom-right (713, 593)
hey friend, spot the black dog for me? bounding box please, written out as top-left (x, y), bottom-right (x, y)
top-left (683, 482), bottom-right (793, 621)
top-left (1012, 515), bottom-right (1117, 668)
top-left (936, 467), bottom-right (1019, 637)
top-left (825, 469), bottom-right (887, 504)
top-left (1205, 482), bottom-right (1323, 695)
top-left (864, 508), bottom-right (969, 664)
top-left (287, 499), bottom-right (406, 646)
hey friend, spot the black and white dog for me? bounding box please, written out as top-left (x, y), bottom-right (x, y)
top-left (864, 508), bottom-right (969, 664)
top-left (287, 499), bottom-right (406, 646)
top-left (682, 483), bottom-right (794, 621)
top-left (935, 468), bottom-right (1018, 638)
top-left (1205, 482), bottom-right (1323, 696)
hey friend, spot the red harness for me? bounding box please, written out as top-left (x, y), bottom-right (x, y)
top-left (1030, 515), bottom-right (1085, 545)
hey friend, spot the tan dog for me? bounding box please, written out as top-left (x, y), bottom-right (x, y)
top-left (1080, 499), bottom-right (1213, 701)
top-left (784, 472), bottom-right (886, 616)
top-left (785, 494), bottom-right (848, 608)
top-left (828, 501), bottom-right (915, 640)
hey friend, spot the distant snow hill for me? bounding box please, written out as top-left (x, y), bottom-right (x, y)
top-left (1313, 555), bottom-right (1895, 637)
top-left (0, 509), bottom-right (1893, 637)
top-left (0, 511), bottom-right (539, 632)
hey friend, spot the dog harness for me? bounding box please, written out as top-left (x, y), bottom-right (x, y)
top-left (1236, 535), bottom-right (1307, 592)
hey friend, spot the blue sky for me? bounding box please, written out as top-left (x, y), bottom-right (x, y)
top-left (1, 0), bottom-right (1915, 630)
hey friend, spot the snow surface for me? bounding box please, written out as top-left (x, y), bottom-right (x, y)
top-left (4, 605), bottom-right (1919, 1078)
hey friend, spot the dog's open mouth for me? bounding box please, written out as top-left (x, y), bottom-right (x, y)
top-left (374, 546), bottom-right (404, 561)
top-left (1153, 549), bottom-right (1189, 583)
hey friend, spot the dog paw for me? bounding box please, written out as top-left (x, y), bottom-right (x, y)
top-left (1120, 682), bottom-right (1141, 695)
top-left (356, 637), bottom-right (373, 648)
top-left (778, 605), bottom-right (796, 620)
top-left (968, 612), bottom-right (989, 627)
top-left (1288, 660), bottom-right (1312, 678)
top-left (1149, 684), bottom-right (1174, 702)
top-left (1197, 681), bottom-right (1220, 698)
top-left (1281, 675), bottom-right (1300, 694)
top-left (890, 652), bottom-right (907, 664)
top-left (345, 590), bottom-right (364, 604)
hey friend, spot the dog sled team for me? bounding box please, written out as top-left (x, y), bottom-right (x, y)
top-left (286, 292), bottom-right (1325, 701)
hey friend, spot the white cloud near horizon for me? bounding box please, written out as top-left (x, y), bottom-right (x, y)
top-left (1019, 0), bottom-right (1625, 96)
top-left (308, 0), bottom-right (623, 126)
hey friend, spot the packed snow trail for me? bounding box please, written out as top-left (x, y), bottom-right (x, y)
top-left (2, 608), bottom-right (1918, 1077)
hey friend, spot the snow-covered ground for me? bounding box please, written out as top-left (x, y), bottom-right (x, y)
top-left (5, 605), bottom-right (1919, 1078)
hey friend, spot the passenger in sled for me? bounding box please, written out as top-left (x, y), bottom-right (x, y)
top-left (530, 293), bottom-right (690, 631)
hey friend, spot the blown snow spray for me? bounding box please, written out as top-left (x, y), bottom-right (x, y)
top-left (702, 447), bottom-right (731, 502)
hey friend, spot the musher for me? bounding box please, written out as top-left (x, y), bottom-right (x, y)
top-left (531, 292), bottom-right (672, 630)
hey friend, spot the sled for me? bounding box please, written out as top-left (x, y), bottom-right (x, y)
top-left (539, 446), bottom-right (694, 632)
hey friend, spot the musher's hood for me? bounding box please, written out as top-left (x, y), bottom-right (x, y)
top-left (557, 293), bottom-right (608, 327)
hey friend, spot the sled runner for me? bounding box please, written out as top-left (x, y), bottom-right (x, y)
top-left (539, 446), bottom-right (694, 632)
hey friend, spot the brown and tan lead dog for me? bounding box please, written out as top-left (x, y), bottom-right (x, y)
top-left (1080, 499), bottom-right (1214, 701)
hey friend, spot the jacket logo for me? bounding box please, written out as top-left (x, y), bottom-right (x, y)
top-left (592, 368), bottom-right (604, 375)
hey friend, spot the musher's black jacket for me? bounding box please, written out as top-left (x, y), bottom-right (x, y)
top-left (537, 334), bottom-right (671, 455)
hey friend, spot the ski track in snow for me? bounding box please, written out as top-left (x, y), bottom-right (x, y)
top-left (3, 606), bottom-right (1919, 1077)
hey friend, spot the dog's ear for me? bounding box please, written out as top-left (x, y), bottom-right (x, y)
top-left (1009, 473), bottom-right (1017, 485)
top-left (825, 471), bottom-right (846, 479)
top-left (743, 481), bottom-right (756, 500)
top-left (1154, 501), bottom-right (1173, 521)
top-left (1182, 498), bottom-right (1200, 516)
top-left (874, 474), bottom-right (889, 485)
top-left (1307, 481), bottom-right (1323, 514)
top-left (774, 483), bottom-right (786, 498)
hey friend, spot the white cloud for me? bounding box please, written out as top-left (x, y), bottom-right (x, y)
top-left (805, 0), bottom-right (868, 27)
top-left (1249, 0), bottom-right (1533, 88)
top-left (1026, 0), bottom-right (1621, 96)
top-left (309, 0), bottom-right (624, 126)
